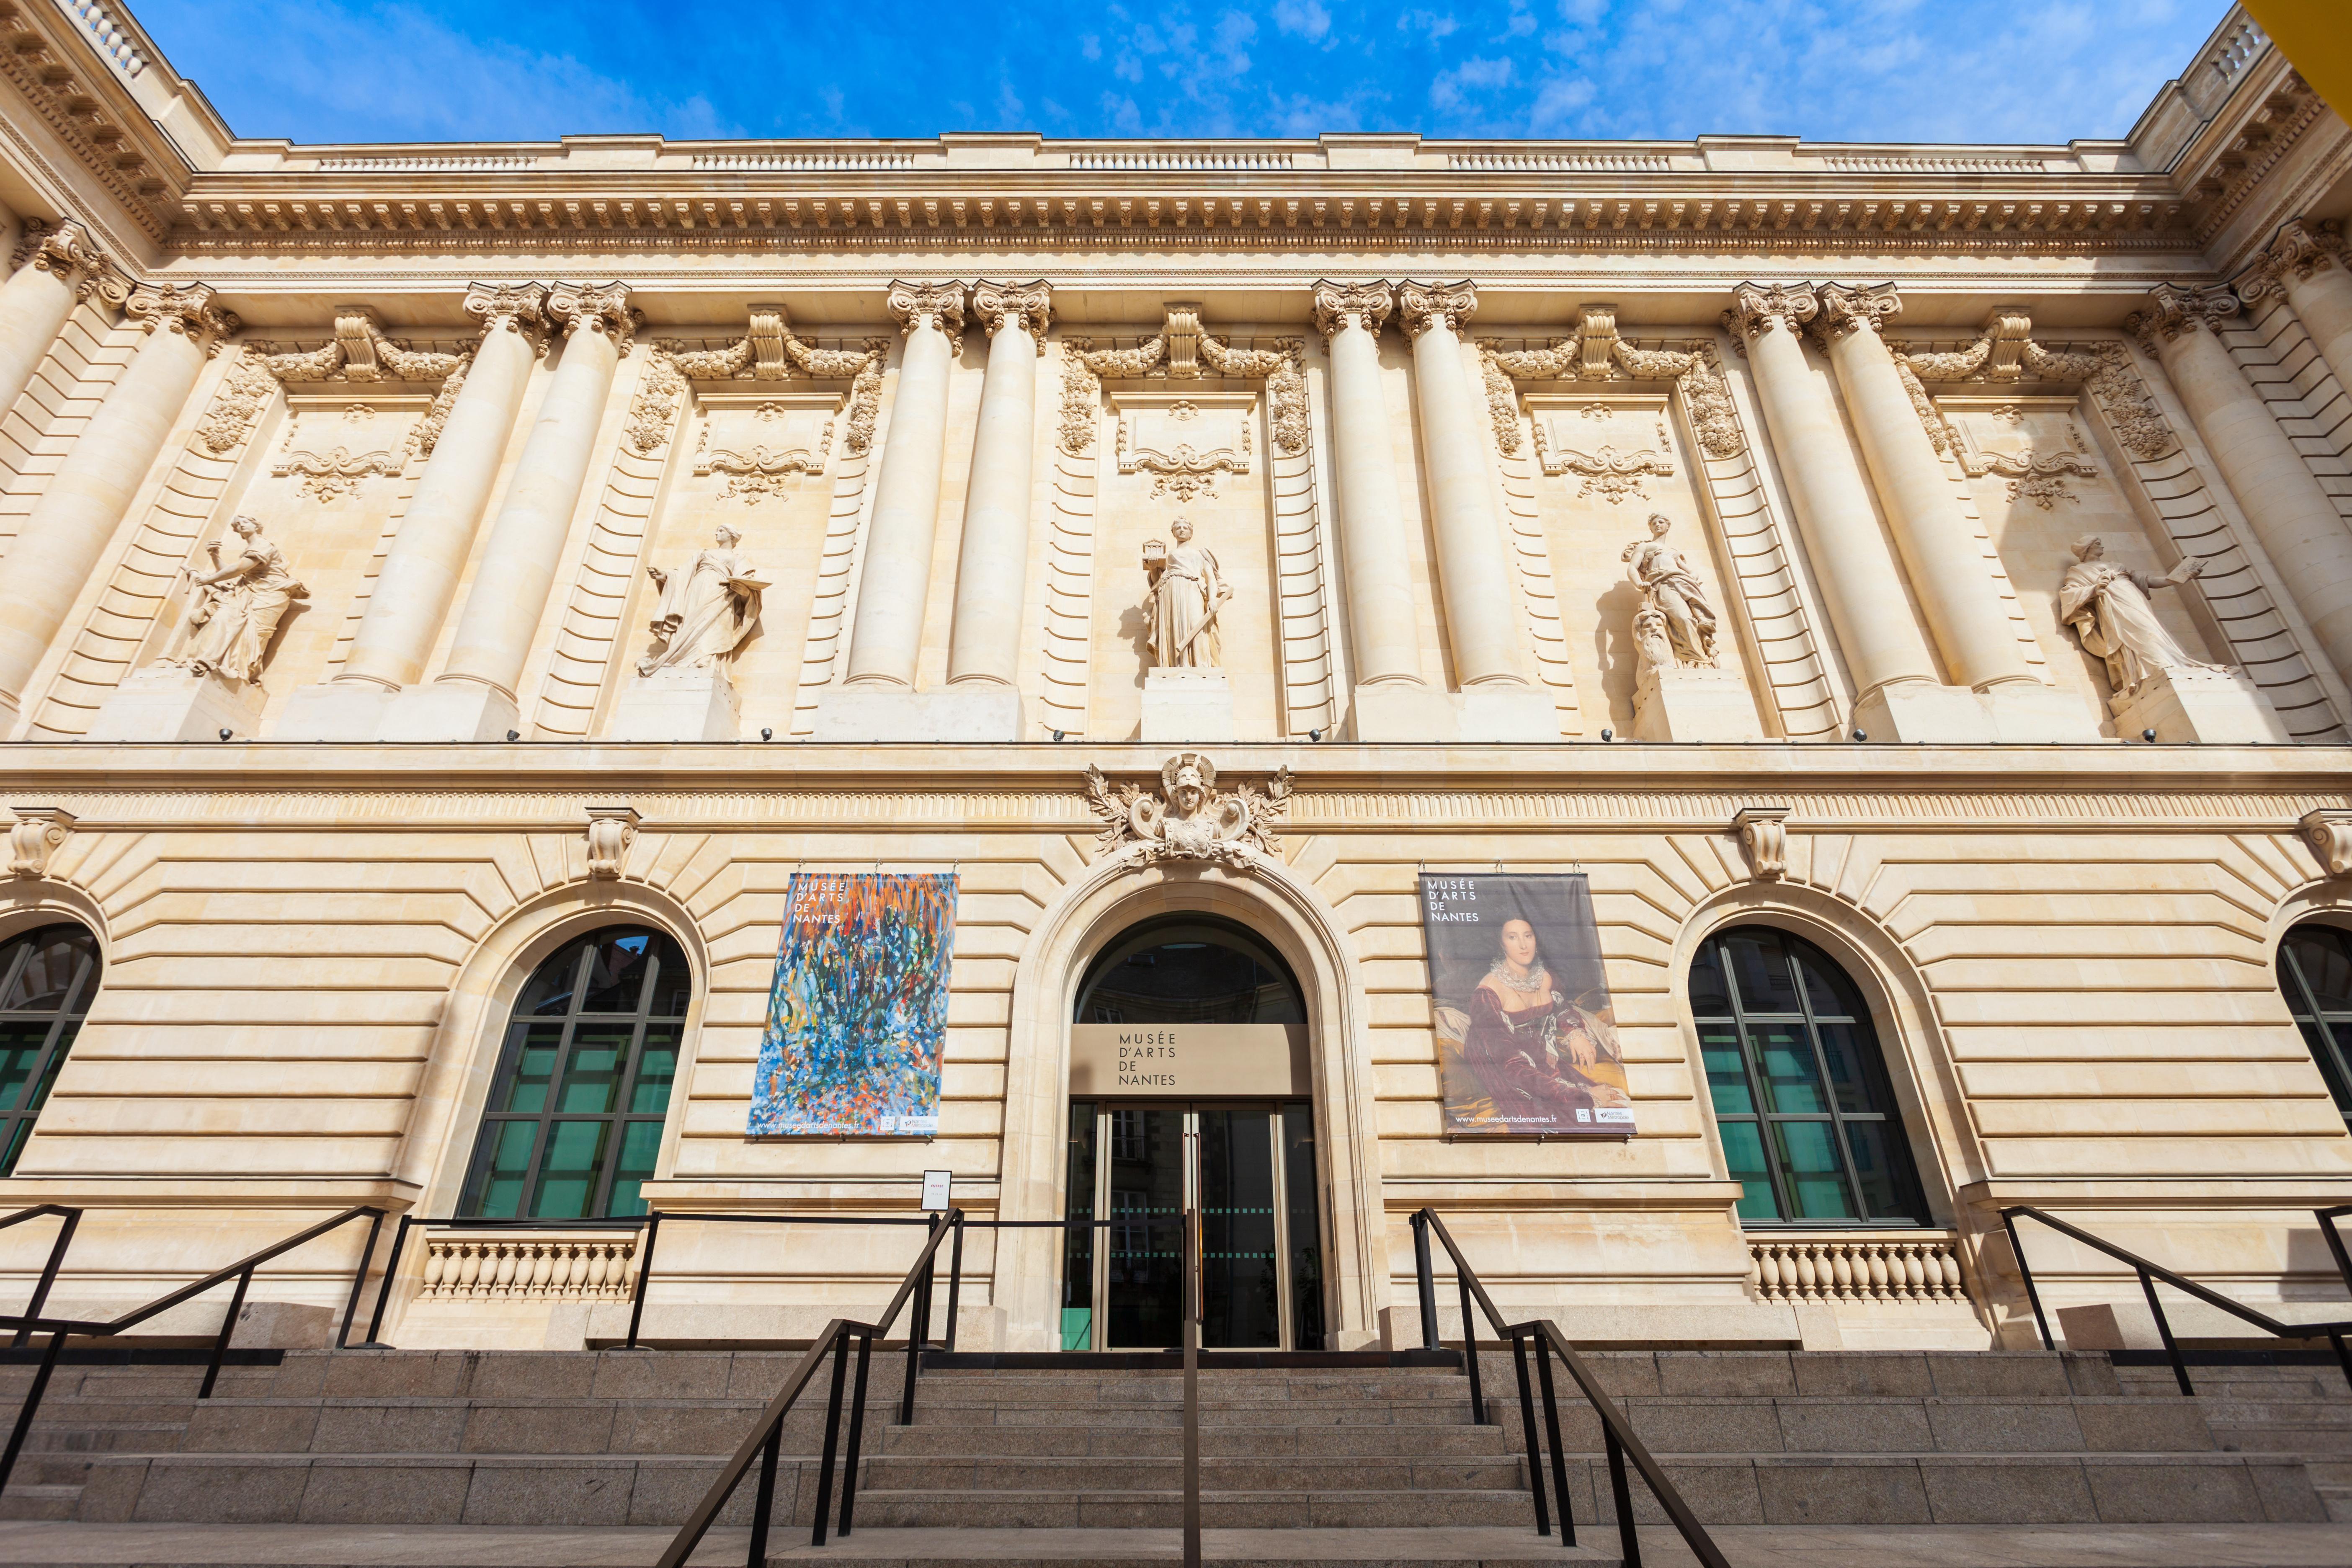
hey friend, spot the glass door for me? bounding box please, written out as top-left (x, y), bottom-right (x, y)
top-left (1061, 1100), bottom-right (1323, 1351)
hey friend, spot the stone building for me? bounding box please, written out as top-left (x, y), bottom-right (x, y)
top-left (0, 0), bottom-right (2347, 1362)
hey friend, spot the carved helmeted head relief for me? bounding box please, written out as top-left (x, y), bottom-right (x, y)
top-left (547, 281), bottom-right (640, 356)
top-left (125, 283), bottom-right (241, 357)
top-left (1721, 283), bottom-right (1818, 343)
top-left (1310, 280), bottom-right (1395, 345)
top-left (2127, 283), bottom-right (2239, 355)
top-left (970, 280), bottom-right (1052, 351)
top-left (1083, 753), bottom-right (1295, 869)
top-left (1395, 281), bottom-right (1477, 340)
top-left (1812, 282), bottom-right (1902, 346)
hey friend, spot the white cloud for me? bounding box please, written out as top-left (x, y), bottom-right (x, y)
top-left (1431, 56), bottom-right (1514, 111)
top-left (1273, 0), bottom-right (1332, 41)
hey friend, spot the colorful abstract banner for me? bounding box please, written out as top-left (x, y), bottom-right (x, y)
top-left (1420, 872), bottom-right (1635, 1137)
top-left (750, 872), bottom-right (957, 1137)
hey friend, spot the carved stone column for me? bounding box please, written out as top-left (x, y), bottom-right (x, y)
top-left (945, 280), bottom-right (1049, 717)
top-left (276, 284), bottom-right (548, 740)
top-left (2134, 281), bottom-right (2352, 691)
top-left (382, 283), bottom-right (635, 742)
top-left (2246, 221), bottom-right (2352, 402)
top-left (1813, 284), bottom-right (2089, 740)
top-left (0, 220), bottom-right (119, 428)
top-left (1723, 283), bottom-right (1980, 742)
top-left (1315, 281), bottom-right (1450, 741)
top-left (1396, 281), bottom-right (1553, 742)
top-left (0, 284), bottom-right (237, 730)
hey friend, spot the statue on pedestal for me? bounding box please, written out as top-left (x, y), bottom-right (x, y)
top-left (2058, 535), bottom-right (2217, 701)
top-left (163, 515), bottom-right (307, 686)
top-left (1142, 515), bottom-right (1230, 669)
top-left (1621, 513), bottom-right (1718, 668)
top-left (639, 524), bottom-right (766, 677)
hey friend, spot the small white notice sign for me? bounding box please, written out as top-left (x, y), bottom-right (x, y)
top-left (920, 1169), bottom-right (952, 1211)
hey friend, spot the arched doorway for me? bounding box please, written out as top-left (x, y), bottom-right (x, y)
top-left (1060, 914), bottom-right (1324, 1350)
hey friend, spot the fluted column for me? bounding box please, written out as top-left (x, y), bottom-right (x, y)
top-left (846, 281), bottom-right (964, 689)
top-left (946, 280), bottom-right (1048, 689)
top-left (0, 221), bottom-right (120, 429)
top-left (2248, 220), bottom-right (2352, 401)
top-left (1313, 281), bottom-right (1424, 690)
top-left (1397, 280), bottom-right (1525, 687)
top-left (333, 284), bottom-right (548, 693)
top-left (2135, 282), bottom-right (2352, 689)
top-left (430, 284), bottom-right (637, 732)
top-left (1813, 284), bottom-right (2045, 702)
top-left (0, 284), bottom-right (237, 724)
top-left (1723, 284), bottom-right (1945, 724)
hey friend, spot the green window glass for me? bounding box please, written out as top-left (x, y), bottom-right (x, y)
top-left (0, 924), bottom-right (101, 1177)
top-left (1688, 927), bottom-right (1928, 1227)
top-left (459, 927), bottom-right (690, 1220)
top-left (2275, 924), bottom-right (2352, 1131)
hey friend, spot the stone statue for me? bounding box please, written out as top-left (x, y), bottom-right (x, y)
top-left (163, 516), bottom-right (307, 686)
top-left (1620, 513), bottom-right (1718, 668)
top-left (1142, 515), bottom-right (1230, 669)
top-left (2058, 535), bottom-right (2218, 701)
top-left (639, 525), bottom-right (766, 677)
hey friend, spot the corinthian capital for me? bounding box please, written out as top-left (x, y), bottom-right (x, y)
top-left (547, 281), bottom-right (640, 355)
top-left (1310, 280), bottom-right (1394, 343)
top-left (1812, 282), bottom-right (1902, 345)
top-left (1395, 280), bottom-right (1476, 340)
top-left (970, 279), bottom-right (1052, 350)
top-left (464, 281), bottom-right (551, 351)
top-left (1720, 283), bottom-right (1818, 343)
top-left (887, 281), bottom-right (968, 340)
top-left (125, 283), bottom-right (240, 357)
top-left (2128, 282), bottom-right (2239, 356)
top-left (20, 217), bottom-right (125, 305)
top-left (2242, 219), bottom-right (2344, 302)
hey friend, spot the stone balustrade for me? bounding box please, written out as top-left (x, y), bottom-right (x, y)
top-left (418, 1231), bottom-right (639, 1301)
top-left (1747, 1233), bottom-right (1968, 1305)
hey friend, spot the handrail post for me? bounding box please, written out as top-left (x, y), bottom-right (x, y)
top-left (1411, 1209), bottom-right (1440, 1352)
top-left (748, 1412), bottom-right (783, 1565)
top-left (898, 1215), bottom-right (939, 1426)
top-left (808, 1328), bottom-right (851, 1548)
top-left (358, 1214), bottom-right (414, 1349)
top-left (199, 1267), bottom-right (254, 1401)
top-left (2318, 1207), bottom-right (2352, 1298)
top-left (624, 1211), bottom-right (662, 1351)
top-left (2000, 1209), bottom-right (2055, 1351)
top-left (1181, 1204), bottom-right (1201, 1568)
top-left (334, 1208), bottom-right (386, 1350)
top-left (1603, 1422), bottom-right (1640, 1568)
top-left (943, 1212), bottom-right (965, 1354)
top-left (2140, 1268), bottom-right (2195, 1397)
top-left (1532, 1331), bottom-right (1576, 1547)
top-left (1457, 1271), bottom-right (1485, 1423)
top-left (0, 1328), bottom-right (67, 1493)
top-left (14, 1210), bottom-right (78, 1350)
top-left (838, 1329), bottom-right (875, 1538)
top-left (1509, 1329), bottom-right (1550, 1537)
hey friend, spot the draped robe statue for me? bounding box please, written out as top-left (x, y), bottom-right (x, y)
top-left (2058, 535), bottom-right (2217, 703)
top-left (1620, 513), bottom-right (1718, 668)
top-left (164, 516), bottom-right (306, 686)
top-left (639, 525), bottom-right (766, 677)
top-left (1142, 516), bottom-right (1230, 669)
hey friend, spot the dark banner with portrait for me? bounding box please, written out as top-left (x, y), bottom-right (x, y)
top-left (1420, 872), bottom-right (1634, 1137)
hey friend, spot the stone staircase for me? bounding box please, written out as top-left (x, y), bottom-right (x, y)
top-left (0, 1346), bottom-right (2340, 1542)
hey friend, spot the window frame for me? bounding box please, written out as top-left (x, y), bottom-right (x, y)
top-left (1692, 924), bottom-right (1930, 1229)
top-left (2274, 922), bottom-right (2352, 1132)
top-left (0, 923), bottom-right (101, 1178)
top-left (457, 926), bottom-right (689, 1220)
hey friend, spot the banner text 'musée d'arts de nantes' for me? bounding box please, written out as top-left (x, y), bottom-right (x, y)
top-left (750, 872), bottom-right (957, 1137)
top-left (1419, 872), bottom-right (1634, 1137)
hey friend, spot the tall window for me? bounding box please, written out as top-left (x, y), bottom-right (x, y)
top-left (459, 926), bottom-right (689, 1219)
top-left (1689, 926), bottom-right (1929, 1226)
top-left (2275, 923), bottom-right (2352, 1132)
top-left (0, 925), bottom-right (101, 1177)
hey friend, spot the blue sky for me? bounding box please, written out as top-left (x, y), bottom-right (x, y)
top-left (134, 0), bottom-right (2227, 147)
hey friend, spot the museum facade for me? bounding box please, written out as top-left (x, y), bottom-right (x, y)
top-left (0, 0), bottom-right (2347, 1357)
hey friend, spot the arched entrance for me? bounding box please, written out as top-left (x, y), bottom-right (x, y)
top-left (1058, 914), bottom-right (1325, 1350)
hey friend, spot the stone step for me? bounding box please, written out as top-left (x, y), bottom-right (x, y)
top-left (854, 1456), bottom-right (1529, 1494)
top-left (873, 1424), bottom-right (1511, 1459)
top-left (0, 1484), bottom-right (80, 1522)
top-left (2211, 1424), bottom-right (2352, 1455)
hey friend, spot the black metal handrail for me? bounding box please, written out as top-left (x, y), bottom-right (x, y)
top-left (2001, 1204), bottom-right (2352, 1395)
top-left (655, 1207), bottom-right (962, 1568)
top-left (0, 1203), bottom-right (386, 1494)
top-left (0, 1205), bottom-right (82, 1351)
top-left (1411, 1209), bottom-right (1730, 1568)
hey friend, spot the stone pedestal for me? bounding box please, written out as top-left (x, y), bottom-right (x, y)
top-left (377, 680), bottom-right (520, 743)
top-left (1632, 665), bottom-right (1765, 742)
top-left (2111, 666), bottom-right (2290, 744)
top-left (1348, 681), bottom-right (1458, 743)
top-left (1454, 684), bottom-right (1559, 743)
top-left (1979, 679), bottom-right (2099, 742)
top-left (808, 683), bottom-right (1024, 743)
top-left (273, 680), bottom-right (394, 741)
top-left (1851, 679), bottom-right (1998, 744)
top-left (85, 667), bottom-right (265, 742)
top-left (1139, 668), bottom-right (1234, 744)
top-left (606, 668), bottom-right (741, 743)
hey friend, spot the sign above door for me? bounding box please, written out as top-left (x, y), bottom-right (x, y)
top-left (1069, 1023), bottom-right (1308, 1097)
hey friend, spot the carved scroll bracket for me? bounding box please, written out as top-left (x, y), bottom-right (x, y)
top-left (585, 805), bottom-right (640, 881)
top-left (7, 807), bottom-right (75, 881)
top-left (1734, 805), bottom-right (1790, 881)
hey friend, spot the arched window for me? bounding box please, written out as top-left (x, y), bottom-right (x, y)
top-left (459, 926), bottom-right (690, 1220)
top-left (0, 924), bottom-right (101, 1177)
top-left (2275, 923), bottom-right (2352, 1132)
top-left (1073, 915), bottom-right (1305, 1025)
top-left (1689, 926), bottom-right (1929, 1226)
